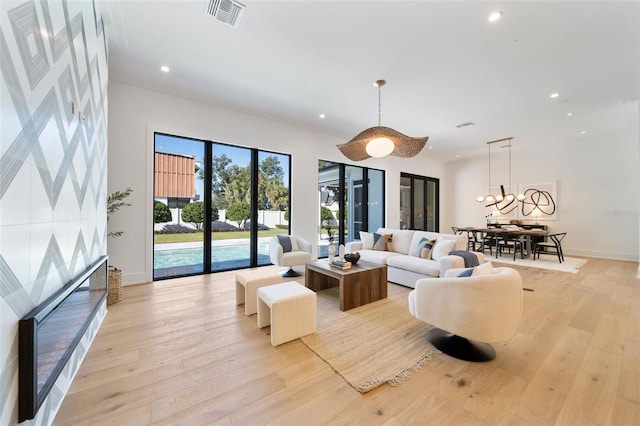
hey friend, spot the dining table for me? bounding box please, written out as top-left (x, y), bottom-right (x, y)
top-left (458, 227), bottom-right (549, 259)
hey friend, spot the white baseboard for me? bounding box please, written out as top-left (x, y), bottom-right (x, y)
top-left (123, 271), bottom-right (151, 285)
top-left (565, 248), bottom-right (638, 262)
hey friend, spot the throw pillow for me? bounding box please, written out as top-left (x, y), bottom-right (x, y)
top-left (372, 233), bottom-right (391, 251)
top-left (457, 268), bottom-right (474, 277)
top-left (385, 234), bottom-right (394, 252)
top-left (472, 261), bottom-right (494, 276)
top-left (431, 238), bottom-right (457, 261)
top-left (276, 234), bottom-right (293, 253)
top-left (360, 231), bottom-right (374, 250)
top-left (289, 236), bottom-right (299, 251)
top-left (418, 238), bottom-right (437, 259)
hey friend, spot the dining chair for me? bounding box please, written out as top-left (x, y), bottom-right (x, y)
top-left (478, 231), bottom-right (495, 256)
top-left (534, 232), bottom-right (566, 263)
top-left (497, 233), bottom-right (523, 261)
top-left (467, 230), bottom-right (492, 255)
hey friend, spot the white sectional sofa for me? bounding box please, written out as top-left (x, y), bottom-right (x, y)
top-left (345, 228), bottom-right (485, 288)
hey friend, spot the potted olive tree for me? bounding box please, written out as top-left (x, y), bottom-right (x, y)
top-left (107, 187), bottom-right (132, 305)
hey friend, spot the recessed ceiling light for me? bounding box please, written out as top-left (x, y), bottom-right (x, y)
top-left (581, 131), bottom-right (587, 134)
top-left (550, 92), bottom-right (560, 98)
top-left (567, 112), bottom-right (573, 116)
top-left (456, 154), bottom-right (460, 158)
top-left (160, 65), bottom-right (170, 73)
top-left (319, 114), bottom-right (326, 119)
top-left (488, 11), bottom-right (503, 22)
top-left (428, 146), bottom-right (433, 149)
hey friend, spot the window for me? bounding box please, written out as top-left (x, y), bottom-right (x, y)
top-left (400, 173), bottom-right (439, 231)
top-left (153, 133), bottom-right (290, 279)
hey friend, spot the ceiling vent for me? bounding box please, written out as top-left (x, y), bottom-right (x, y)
top-left (455, 121), bottom-right (475, 128)
top-left (205, 0), bottom-right (245, 28)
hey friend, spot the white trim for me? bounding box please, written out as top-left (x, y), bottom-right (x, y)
top-left (565, 249), bottom-right (638, 262)
top-left (123, 272), bottom-right (150, 286)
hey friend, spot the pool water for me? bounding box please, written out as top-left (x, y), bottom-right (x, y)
top-left (154, 242), bottom-right (270, 269)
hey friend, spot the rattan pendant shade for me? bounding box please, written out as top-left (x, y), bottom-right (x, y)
top-left (337, 80), bottom-right (429, 161)
top-left (337, 126), bottom-right (429, 161)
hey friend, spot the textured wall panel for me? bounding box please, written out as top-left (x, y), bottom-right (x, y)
top-left (0, 0), bottom-right (108, 424)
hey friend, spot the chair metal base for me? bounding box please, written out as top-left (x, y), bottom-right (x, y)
top-left (282, 267), bottom-right (302, 277)
top-left (427, 328), bottom-right (496, 362)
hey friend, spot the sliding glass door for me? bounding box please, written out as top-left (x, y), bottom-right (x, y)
top-left (399, 172), bottom-right (439, 232)
top-left (153, 134), bottom-right (205, 278)
top-left (210, 144), bottom-right (252, 271)
top-left (318, 160), bottom-right (385, 257)
top-left (153, 133), bottom-right (290, 279)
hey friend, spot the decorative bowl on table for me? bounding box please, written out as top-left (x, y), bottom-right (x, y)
top-left (343, 252), bottom-right (360, 264)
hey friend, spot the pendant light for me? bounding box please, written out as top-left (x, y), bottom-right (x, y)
top-left (477, 137), bottom-right (525, 206)
top-left (503, 138), bottom-right (526, 202)
top-left (476, 140), bottom-right (499, 203)
top-left (337, 80), bottom-right (429, 161)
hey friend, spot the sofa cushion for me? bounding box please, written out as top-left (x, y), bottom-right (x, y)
top-left (359, 231), bottom-right (374, 249)
top-left (377, 228), bottom-right (414, 254)
top-left (276, 234), bottom-right (293, 252)
top-left (473, 261), bottom-right (494, 276)
top-left (357, 249), bottom-right (401, 265)
top-left (373, 233), bottom-right (391, 251)
top-left (387, 255), bottom-right (440, 277)
top-left (412, 231), bottom-right (466, 252)
top-left (431, 238), bottom-right (457, 261)
top-left (407, 233), bottom-right (429, 257)
top-left (420, 239), bottom-right (437, 259)
top-left (457, 268), bottom-right (474, 277)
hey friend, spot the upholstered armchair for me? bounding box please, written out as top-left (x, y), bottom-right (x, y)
top-left (408, 265), bottom-right (522, 362)
top-left (269, 235), bottom-right (313, 277)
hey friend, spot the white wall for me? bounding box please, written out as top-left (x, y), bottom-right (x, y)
top-left (108, 80), bottom-right (444, 284)
top-left (110, 80), bottom-right (638, 282)
top-left (443, 124), bottom-right (640, 261)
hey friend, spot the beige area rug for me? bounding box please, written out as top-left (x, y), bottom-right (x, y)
top-left (491, 254), bottom-right (588, 273)
top-left (300, 284), bottom-right (439, 393)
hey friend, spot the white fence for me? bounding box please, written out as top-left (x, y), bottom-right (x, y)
top-left (154, 208), bottom-right (288, 231)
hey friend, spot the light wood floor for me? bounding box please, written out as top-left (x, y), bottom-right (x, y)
top-left (55, 258), bottom-right (639, 425)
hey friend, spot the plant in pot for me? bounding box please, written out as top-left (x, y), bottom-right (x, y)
top-left (107, 187), bottom-right (133, 305)
top-left (326, 226), bottom-right (336, 261)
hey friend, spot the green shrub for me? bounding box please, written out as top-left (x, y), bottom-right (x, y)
top-left (227, 202), bottom-right (250, 228)
top-left (320, 205), bottom-right (334, 223)
top-left (154, 200), bottom-right (172, 223)
top-left (181, 201), bottom-right (219, 230)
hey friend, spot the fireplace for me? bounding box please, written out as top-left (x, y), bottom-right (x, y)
top-left (19, 256), bottom-right (108, 422)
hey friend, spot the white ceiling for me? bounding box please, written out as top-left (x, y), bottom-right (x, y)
top-left (99, 0), bottom-right (640, 161)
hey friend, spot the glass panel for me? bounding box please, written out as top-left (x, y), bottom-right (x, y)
top-left (367, 169), bottom-right (384, 233)
top-left (257, 151), bottom-right (290, 266)
top-left (413, 179), bottom-right (425, 230)
top-left (153, 134), bottom-right (205, 279)
top-left (211, 143), bottom-right (252, 271)
top-left (426, 180), bottom-right (436, 231)
top-left (345, 165), bottom-right (364, 243)
top-left (400, 176), bottom-right (412, 230)
top-left (318, 161), bottom-right (340, 258)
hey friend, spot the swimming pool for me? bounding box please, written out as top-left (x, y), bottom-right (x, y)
top-left (153, 241), bottom-right (271, 269)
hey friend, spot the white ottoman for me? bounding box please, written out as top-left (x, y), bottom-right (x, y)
top-left (236, 269), bottom-right (298, 316)
top-left (257, 282), bottom-right (317, 347)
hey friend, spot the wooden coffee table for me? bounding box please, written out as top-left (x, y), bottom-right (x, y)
top-left (305, 260), bottom-right (387, 311)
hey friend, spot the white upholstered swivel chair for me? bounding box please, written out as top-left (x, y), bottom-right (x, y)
top-left (269, 235), bottom-right (313, 277)
top-left (408, 266), bottom-right (522, 362)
